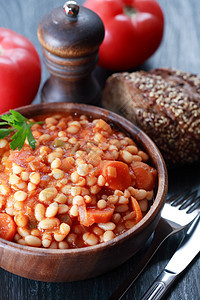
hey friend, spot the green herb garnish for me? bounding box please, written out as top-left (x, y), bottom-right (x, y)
top-left (0, 110), bottom-right (44, 151)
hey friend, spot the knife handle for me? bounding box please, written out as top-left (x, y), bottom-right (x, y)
top-left (141, 270), bottom-right (177, 300)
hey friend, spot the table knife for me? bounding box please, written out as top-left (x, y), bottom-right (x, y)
top-left (141, 214), bottom-right (200, 300)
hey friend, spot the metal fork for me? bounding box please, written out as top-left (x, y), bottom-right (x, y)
top-left (109, 190), bottom-right (200, 300)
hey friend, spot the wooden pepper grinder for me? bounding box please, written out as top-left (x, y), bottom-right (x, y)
top-left (37, 1), bottom-right (104, 105)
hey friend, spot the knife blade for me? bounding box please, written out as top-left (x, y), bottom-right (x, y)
top-left (141, 213), bottom-right (200, 300)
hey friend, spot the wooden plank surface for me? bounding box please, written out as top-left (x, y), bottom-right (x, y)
top-left (0, 0), bottom-right (200, 299)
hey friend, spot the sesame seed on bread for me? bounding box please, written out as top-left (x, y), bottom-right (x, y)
top-left (102, 68), bottom-right (200, 166)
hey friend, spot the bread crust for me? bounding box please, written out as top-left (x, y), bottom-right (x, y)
top-left (102, 68), bottom-right (200, 166)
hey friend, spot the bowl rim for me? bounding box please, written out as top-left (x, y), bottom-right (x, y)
top-left (0, 102), bottom-right (168, 255)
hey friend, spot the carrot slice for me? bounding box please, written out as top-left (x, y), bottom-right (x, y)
top-left (87, 206), bottom-right (114, 224)
top-left (0, 213), bottom-right (16, 241)
top-left (131, 197), bottom-right (143, 224)
top-left (131, 162), bottom-right (157, 191)
top-left (78, 204), bottom-right (114, 227)
top-left (102, 161), bottom-right (131, 190)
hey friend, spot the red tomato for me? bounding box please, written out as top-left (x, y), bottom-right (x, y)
top-left (84, 0), bottom-right (164, 70)
top-left (0, 28), bottom-right (41, 114)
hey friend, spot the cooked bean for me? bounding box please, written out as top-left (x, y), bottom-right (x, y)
top-left (14, 191), bottom-right (27, 202)
top-left (118, 196), bottom-right (129, 204)
top-left (71, 186), bottom-right (82, 196)
top-left (45, 117), bottom-right (58, 125)
top-left (139, 199), bottom-right (148, 212)
top-left (14, 201), bottom-right (24, 211)
top-left (90, 185), bottom-right (101, 195)
top-left (46, 202), bottom-right (59, 218)
top-left (39, 187), bottom-right (57, 203)
top-left (25, 235), bottom-right (42, 247)
top-left (39, 218), bottom-right (60, 230)
top-left (138, 150), bottom-right (149, 161)
top-left (31, 229), bottom-right (40, 237)
top-left (131, 155), bottom-right (142, 162)
top-left (0, 139), bottom-right (8, 148)
top-left (83, 232), bottom-right (99, 246)
top-left (97, 199), bottom-right (107, 209)
top-left (123, 211), bottom-right (136, 221)
top-left (58, 241), bottom-right (69, 249)
top-left (98, 222), bottom-right (116, 231)
top-left (71, 171), bottom-right (79, 183)
top-left (60, 223), bottom-right (70, 235)
top-left (72, 195), bottom-right (84, 205)
top-left (58, 204), bottom-right (69, 214)
top-left (9, 174), bottom-right (20, 185)
top-left (103, 231), bottom-right (115, 242)
top-left (14, 233), bottom-right (21, 242)
top-left (13, 163), bottom-right (23, 174)
top-left (51, 158), bottom-right (61, 169)
top-left (14, 213), bottom-right (29, 227)
top-left (87, 176), bottom-right (97, 186)
top-left (76, 177), bottom-right (86, 187)
top-left (124, 189), bottom-right (131, 198)
top-left (66, 233), bottom-right (77, 244)
top-left (52, 169), bottom-right (64, 179)
top-left (125, 145), bottom-right (138, 154)
top-left (58, 131), bottom-right (66, 137)
top-left (28, 182), bottom-right (36, 192)
top-left (94, 133), bottom-right (106, 143)
top-left (30, 172), bottom-right (41, 185)
top-left (112, 213), bottom-right (122, 224)
top-left (107, 195), bottom-right (119, 204)
top-left (128, 187), bottom-right (147, 200)
top-left (17, 238), bottom-right (27, 245)
top-left (115, 204), bottom-right (129, 213)
top-left (55, 193), bottom-right (67, 204)
top-left (84, 195), bottom-right (92, 203)
top-left (0, 184), bottom-right (10, 195)
top-left (48, 152), bottom-right (63, 163)
top-left (120, 150), bottom-right (134, 164)
top-left (17, 227), bottom-right (30, 237)
top-left (67, 124), bottom-right (80, 134)
top-left (92, 226), bottom-right (103, 236)
top-left (146, 190), bottom-right (154, 200)
top-left (35, 203), bottom-right (46, 221)
top-left (54, 232), bottom-right (67, 242)
top-left (125, 220), bottom-right (136, 229)
top-left (42, 239), bottom-right (51, 248)
top-left (97, 175), bottom-right (106, 186)
top-left (21, 172), bottom-right (29, 181)
top-left (77, 163), bottom-right (89, 176)
top-left (70, 205), bottom-right (79, 217)
top-left (15, 182), bottom-right (27, 190)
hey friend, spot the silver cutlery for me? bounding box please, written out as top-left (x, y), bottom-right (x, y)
top-left (109, 190), bottom-right (200, 300)
top-left (141, 213), bottom-right (200, 300)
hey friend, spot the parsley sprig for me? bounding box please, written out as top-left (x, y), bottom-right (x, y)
top-left (0, 110), bottom-right (44, 151)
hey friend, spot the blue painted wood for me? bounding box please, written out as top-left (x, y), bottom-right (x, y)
top-left (0, 0), bottom-right (199, 299)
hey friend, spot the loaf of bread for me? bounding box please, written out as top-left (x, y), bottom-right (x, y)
top-left (102, 68), bottom-right (200, 166)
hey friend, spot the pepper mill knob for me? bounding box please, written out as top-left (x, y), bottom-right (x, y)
top-left (37, 1), bottom-right (105, 105)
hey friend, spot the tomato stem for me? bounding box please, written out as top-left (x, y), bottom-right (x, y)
top-left (124, 5), bottom-right (138, 18)
top-left (0, 45), bottom-right (3, 56)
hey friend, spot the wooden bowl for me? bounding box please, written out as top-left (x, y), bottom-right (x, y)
top-left (0, 103), bottom-right (168, 282)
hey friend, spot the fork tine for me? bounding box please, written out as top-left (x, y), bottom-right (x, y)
top-left (187, 196), bottom-right (200, 213)
top-left (167, 190), bottom-right (191, 206)
top-left (179, 190), bottom-right (198, 210)
top-left (166, 190), bottom-right (187, 203)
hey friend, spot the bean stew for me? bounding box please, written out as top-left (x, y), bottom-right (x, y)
top-left (0, 113), bottom-right (157, 249)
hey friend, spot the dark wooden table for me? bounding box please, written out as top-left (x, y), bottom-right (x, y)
top-left (1, 0), bottom-right (200, 299)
